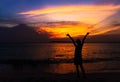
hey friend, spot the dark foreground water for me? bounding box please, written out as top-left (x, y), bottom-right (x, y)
top-left (0, 43), bottom-right (120, 74)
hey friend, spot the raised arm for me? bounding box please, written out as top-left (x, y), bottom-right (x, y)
top-left (66, 34), bottom-right (76, 46)
top-left (81, 32), bottom-right (89, 46)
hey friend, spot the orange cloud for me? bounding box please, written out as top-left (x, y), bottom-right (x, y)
top-left (19, 5), bottom-right (120, 15)
top-left (91, 26), bottom-right (120, 35)
top-left (19, 5), bottom-right (120, 24)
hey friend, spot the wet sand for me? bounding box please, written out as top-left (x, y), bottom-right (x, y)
top-left (0, 71), bottom-right (119, 82)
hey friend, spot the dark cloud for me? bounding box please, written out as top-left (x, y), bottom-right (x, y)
top-left (0, 24), bottom-right (50, 43)
top-left (87, 34), bottom-right (120, 43)
top-left (112, 23), bottom-right (120, 27)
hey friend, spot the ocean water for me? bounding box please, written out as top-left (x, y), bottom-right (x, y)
top-left (0, 43), bottom-right (120, 74)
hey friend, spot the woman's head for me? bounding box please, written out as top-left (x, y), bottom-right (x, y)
top-left (76, 39), bottom-right (81, 45)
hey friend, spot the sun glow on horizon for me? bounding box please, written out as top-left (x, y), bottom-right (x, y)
top-left (39, 24), bottom-right (89, 38)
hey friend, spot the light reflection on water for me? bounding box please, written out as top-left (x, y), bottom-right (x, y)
top-left (48, 63), bottom-right (76, 74)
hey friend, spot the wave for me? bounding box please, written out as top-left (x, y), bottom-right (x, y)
top-left (48, 57), bottom-right (120, 63)
top-left (0, 57), bottom-right (119, 65)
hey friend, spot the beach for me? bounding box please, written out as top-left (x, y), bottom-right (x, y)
top-left (0, 68), bottom-right (119, 82)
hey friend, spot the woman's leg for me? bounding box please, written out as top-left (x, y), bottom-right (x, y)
top-left (75, 64), bottom-right (80, 78)
top-left (80, 64), bottom-right (86, 78)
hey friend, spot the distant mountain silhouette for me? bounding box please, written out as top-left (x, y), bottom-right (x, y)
top-left (0, 24), bottom-right (50, 43)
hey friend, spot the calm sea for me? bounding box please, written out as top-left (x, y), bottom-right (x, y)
top-left (0, 43), bottom-right (120, 74)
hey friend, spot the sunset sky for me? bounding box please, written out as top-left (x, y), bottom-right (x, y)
top-left (0, 0), bottom-right (120, 38)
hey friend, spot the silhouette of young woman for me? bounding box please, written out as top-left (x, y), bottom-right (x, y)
top-left (66, 32), bottom-right (89, 78)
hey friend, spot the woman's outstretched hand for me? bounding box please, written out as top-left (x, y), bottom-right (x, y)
top-left (66, 34), bottom-right (70, 36)
top-left (87, 32), bottom-right (89, 35)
